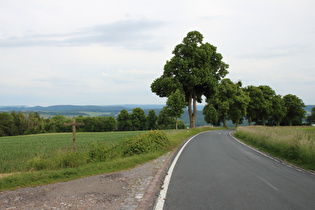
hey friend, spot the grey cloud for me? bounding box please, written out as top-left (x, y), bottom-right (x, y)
top-left (0, 19), bottom-right (166, 51)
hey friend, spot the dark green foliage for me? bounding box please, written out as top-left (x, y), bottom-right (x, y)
top-left (282, 94), bottom-right (306, 126)
top-left (131, 108), bottom-right (147, 130)
top-left (203, 79), bottom-right (249, 127)
top-left (157, 107), bottom-right (176, 129)
top-left (117, 109), bottom-right (132, 131)
top-left (0, 112), bottom-right (15, 136)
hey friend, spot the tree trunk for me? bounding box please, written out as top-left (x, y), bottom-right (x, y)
top-left (188, 92), bottom-right (197, 128)
top-left (223, 116), bottom-right (227, 128)
top-left (248, 116), bottom-right (252, 126)
top-left (289, 120), bottom-right (292, 126)
top-left (175, 117), bottom-right (178, 130)
top-left (262, 116), bottom-right (266, 126)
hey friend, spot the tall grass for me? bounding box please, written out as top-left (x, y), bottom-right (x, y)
top-left (234, 126), bottom-right (315, 171)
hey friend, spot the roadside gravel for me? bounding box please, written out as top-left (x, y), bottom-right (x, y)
top-left (0, 152), bottom-right (172, 210)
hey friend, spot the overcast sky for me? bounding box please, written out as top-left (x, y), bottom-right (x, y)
top-left (1, 0), bottom-right (314, 106)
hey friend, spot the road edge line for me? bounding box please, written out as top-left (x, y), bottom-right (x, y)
top-left (153, 132), bottom-right (205, 210)
top-left (229, 131), bottom-right (315, 177)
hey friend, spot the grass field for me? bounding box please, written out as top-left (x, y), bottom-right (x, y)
top-left (234, 126), bottom-right (315, 171)
top-left (0, 131), bottom-right (146, 173)
top-left (0, 127), bottom-right (219, 190)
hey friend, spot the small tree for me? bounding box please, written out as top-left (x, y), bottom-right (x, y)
top-left (166, 89), bottom-right (187, 130)
top-left (131, 108), bottom-right (147, 130)
top-left (117, 109), bottom-right (132, 131)
top-left (147, 109), bottom-right (158, 130)
top-left (157, 106), bottom-right (175, 130)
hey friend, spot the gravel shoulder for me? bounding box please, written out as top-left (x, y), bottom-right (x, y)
top-left (0, 152), bottom-right (172, 210)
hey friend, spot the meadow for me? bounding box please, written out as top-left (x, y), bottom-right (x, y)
top-left (234, 126), bottom-right (315, 171)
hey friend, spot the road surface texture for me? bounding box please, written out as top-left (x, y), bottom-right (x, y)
top-left (159, 130), bottom-right (315, 210)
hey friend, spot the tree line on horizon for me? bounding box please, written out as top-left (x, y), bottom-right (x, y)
top-left (0, 107), bottom-right (186, 137)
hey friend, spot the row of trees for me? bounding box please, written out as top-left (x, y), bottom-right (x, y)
top-left (0, 107), bottom-right (186, 137)
top-left (151, 30), bottom-right (310, 128)
top-left (203, 79), bottom-right (307, 127)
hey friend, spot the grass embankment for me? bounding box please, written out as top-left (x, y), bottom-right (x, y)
top-left (0, 127), bottom-right (218, 191)
top-left (234, 126), bottom-right (315, 171)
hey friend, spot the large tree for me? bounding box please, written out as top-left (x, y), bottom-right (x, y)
top-left (151, 31), bottom-right (229, 128)
top-left (282, 94), bottom-right (306, 126)
top-left (166, 89), bottom-right (187, 130)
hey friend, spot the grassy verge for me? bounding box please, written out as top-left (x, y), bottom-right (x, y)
top-left (0, 127), bottom-right (219, 191)
top-left (234, 126), bottom-right (315, 171)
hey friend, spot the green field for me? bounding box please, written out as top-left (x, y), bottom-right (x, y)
top-left (0, 127), bottom-right (219, 190)
top-left (234, 126), bottom-right (315, 171)
top-left (0, 131), bottom-right (146, 173)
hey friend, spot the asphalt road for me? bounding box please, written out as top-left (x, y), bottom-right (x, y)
top-left (159, 129), bottom-right (315, 210)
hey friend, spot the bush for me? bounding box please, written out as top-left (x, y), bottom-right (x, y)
top-left (121, 130), bottom-right (170, 156)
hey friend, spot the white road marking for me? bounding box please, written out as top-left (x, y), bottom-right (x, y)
top-left (257, 176), bottom-right (279, 191)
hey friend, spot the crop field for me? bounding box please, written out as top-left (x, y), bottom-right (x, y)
top-left (234, 126), bottom-right (315, 171)
top-left (0, 131), bottom-right (146, 173)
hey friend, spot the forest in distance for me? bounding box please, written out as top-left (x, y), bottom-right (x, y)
top-left (0, 106), bottom-right (188, 137)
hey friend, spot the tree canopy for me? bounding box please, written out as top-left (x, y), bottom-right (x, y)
top-left (203, 79), bottom-right (249, 127)
top-left (151, 31), bottom-right (229, 128)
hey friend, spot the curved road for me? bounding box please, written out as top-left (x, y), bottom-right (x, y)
top-left (156, 129), bottom-right (315, 210)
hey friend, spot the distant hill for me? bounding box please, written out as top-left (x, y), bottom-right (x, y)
top-left (305, 105), bottom-right (315, 114)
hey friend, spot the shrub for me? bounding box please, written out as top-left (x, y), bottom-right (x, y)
top-left (121, 130), bottom-right (170, 157)
top-left (88, 141), bottom-right (109, 162)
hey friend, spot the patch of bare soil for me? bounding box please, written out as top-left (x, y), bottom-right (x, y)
top-left (0, 152), bottom-right (171, 210)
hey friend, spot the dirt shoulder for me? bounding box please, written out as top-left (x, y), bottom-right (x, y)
top-left (0, 152), bottom-right (172, 210)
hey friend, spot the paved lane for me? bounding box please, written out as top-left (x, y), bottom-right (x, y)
top-left (159, 130), bottom-right (315, 210)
